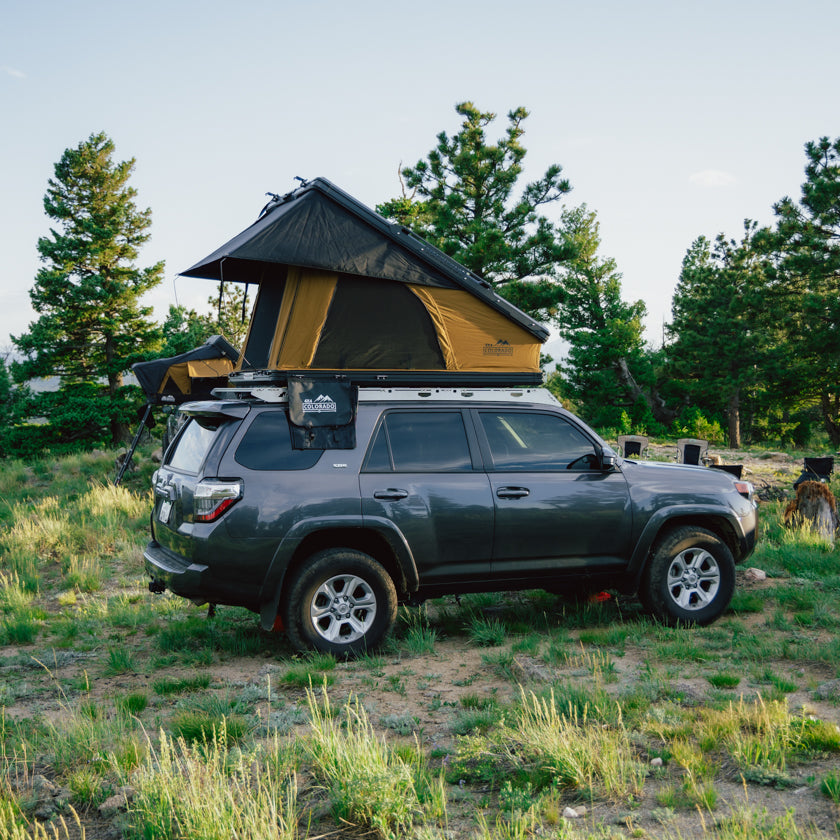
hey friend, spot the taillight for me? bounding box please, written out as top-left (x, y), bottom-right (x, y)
top-left (194, 480), bottom-right (242, 522)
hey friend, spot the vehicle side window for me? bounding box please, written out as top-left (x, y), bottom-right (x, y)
top-left (234, 412), bottom-right (323, 471)
top-left (364, 412), bottom-right (472, 472)
top-left (479, 411), bottom-right (598, 471)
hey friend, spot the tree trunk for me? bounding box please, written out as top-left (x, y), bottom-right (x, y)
top-left (613, 357), bottom-right (676, 426)
top-left (820, 391), bottom-right (840, 448)
top-left (727, 389), bottom-right (741, 449)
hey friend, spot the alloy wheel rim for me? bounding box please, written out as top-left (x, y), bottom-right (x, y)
top-left (310, 573), bottom-right (377, 643)
top-left (666, 547), bottom-right (721, 611)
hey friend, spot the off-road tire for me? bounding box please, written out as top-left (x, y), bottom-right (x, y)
top-left (282, 549), bottom-right (397, 657)
top-left (640, 526), bottom-right (735, 626)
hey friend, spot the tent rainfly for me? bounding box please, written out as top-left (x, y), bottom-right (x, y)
top-left (181, 178), bottom-right (550, 386)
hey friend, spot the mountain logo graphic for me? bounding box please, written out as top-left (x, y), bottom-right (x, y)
top-left (302, 394), bottom-right (338, 412)
top-left (483, 339), bottom-right (514, 356)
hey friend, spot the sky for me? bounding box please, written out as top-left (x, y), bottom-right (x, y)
top-left (2, 0), bottom-right (838, 362)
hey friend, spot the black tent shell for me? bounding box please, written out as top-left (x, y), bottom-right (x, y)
top-left (181, 177), bottom-right (550, 343)
top-left (132, 335), bottom-right (239, 403)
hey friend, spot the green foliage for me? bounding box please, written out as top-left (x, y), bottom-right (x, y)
top-left (763, 136), bottom-right (840, 447)
top-left (377, 102), bottom-right (573, 315)
top-left (667, 224), bottom-right (770, 447)
top-left (12, 131), bottom-right (164, 446)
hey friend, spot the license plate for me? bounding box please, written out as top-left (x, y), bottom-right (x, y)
top-left (158, 500), bottom-right (172, 524)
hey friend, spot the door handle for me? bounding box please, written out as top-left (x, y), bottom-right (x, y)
top-left (373, 489), bottom-right (409, 501)
top-left (496, 486), bottom-right (530, 499)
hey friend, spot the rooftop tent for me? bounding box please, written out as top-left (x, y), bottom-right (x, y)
top-left (181, 178), bottom-right (549, 386)
top-left (114, 336), bottom-right (239, 486)
top-left (132, 335), bottom-right (240, 403)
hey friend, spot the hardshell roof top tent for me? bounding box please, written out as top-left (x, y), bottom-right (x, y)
top-left (114, 336), bottom-right (240, 485)
top-left (181, 178), bottom-right (550, 387)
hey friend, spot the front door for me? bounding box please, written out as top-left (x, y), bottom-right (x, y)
top-left (473, 409), bottom-right (632, 579)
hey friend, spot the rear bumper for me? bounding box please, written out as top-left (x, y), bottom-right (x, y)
top-left (144, 540), bottom-right (209, 601)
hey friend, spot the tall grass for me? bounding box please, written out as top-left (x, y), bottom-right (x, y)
top-left (124, 727), bottom-right (299, 840)
top-left (305, 686), bottom-right (444, 838)
top-left (507, 687), bottom-right (647, 801)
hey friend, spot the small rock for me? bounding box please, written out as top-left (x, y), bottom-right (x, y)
top-left (575, 805), bottom-right (587, 816)
top-left (511, 655), bottom-right (553, 683)
top-left (34, 803), bottom-right (55, 820)
top-left (814, 680), bottom-right (840, 701)
top-left (31, 775), bottom-right (58, 799)
top-left (650, 757), bottom-right (664, 767)
top-left (563, 806), bottom-right (581, 819)
top-left (98, 792), bottom-right (130, 818)
top-left (744, 568), bottom-right (767, 582)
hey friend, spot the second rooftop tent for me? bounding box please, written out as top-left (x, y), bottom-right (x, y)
top-left (114, 335), bottom-right (239, 485)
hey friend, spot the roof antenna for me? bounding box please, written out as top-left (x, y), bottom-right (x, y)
top-left (293, 176), bottom-right (308, 186)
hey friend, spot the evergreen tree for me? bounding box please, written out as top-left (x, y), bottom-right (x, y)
top-left (377, 102), bottom-right (574, 319)
top-left (667, 224), bottom-right (768, 447)
top-left (764, 136), bottom-right (840, 445)
top-left (554, 206), bottom-right (664, 429)
top-left (13, 132), bottom-right (163, 446)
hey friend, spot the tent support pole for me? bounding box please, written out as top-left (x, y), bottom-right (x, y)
top-left (115, 403), bottom-right (154, 486)
top-left (218, 257), bottom-right (227, 324)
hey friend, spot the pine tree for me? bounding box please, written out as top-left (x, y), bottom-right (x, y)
top-left (13, 132), bottom-right (163, 446)
top-left (554, 206), bottom-right (664, 429)
top-left (377, 102), bottom-right (574, 319)
top-left (667, 224), bottom-right (768, 447)
top-left (765, 136), bottom-right (840, 445)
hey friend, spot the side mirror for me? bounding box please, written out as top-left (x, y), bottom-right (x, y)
top-left (600, 452), bottom-right (618, 470)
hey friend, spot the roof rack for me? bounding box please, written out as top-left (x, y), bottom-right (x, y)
top-left (211, 385), bottom-right (560, 407)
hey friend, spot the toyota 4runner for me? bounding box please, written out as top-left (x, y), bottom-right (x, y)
top-left (144, 385), bottom-right (757, 656)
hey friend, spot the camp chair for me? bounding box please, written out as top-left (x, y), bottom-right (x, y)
top-left (617, 434), bottom-right (649, 458)
top-left (793, 456), bottom-right (834, 489)
top-left (677, 438), bottom-right (709, 466)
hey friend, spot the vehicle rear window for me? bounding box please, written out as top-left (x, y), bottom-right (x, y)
top-left (234, 412), bottom-right (323, 471)
top-left (167, 419), bottom-right (220, 473)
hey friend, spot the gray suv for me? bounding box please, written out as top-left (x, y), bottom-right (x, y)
top-left (144, 386), bottom-right (757, 656)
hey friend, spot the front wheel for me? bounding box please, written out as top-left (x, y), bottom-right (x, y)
top-left (640, 526), bottom-right (735, 626)
top-left (282, 549), bottom-right (397, 657)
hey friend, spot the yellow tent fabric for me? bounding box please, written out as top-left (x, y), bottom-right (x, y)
top-left (159, 358), bottom-right (236, 395)
top-left (234, 271), bottom-right (541, 375)
top-left (409, 286), bottom-right (541, 373)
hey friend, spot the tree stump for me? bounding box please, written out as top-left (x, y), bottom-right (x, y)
top-left (783, 480), bottom-right (838, 543)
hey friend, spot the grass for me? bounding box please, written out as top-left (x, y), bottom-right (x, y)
top-left (1, 445), bottom-right (840, 839)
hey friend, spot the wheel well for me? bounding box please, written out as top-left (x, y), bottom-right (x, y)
top-left (649, 515), bottom-right (740, 560)
top-left (283, 528), bottom-right (407, 598)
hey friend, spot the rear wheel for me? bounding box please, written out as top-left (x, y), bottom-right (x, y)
top-left (640, 526), bottom-right (735, 626)
top-left (282, 549), bottom-right (397, 657)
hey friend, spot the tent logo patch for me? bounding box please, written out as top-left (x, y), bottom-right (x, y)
top-left (483, 339), bottom-right (514, 356)
top-left (302, 394), bottom-right (338, 413)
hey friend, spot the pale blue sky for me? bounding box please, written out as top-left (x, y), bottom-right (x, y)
top-left (2, 0), bottom-right (838, 358)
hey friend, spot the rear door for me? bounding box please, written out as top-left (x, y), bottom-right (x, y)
top-left (360, 409), bottom-right (494, 584)
top-left (472, 409), bottom-right (632, 579)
